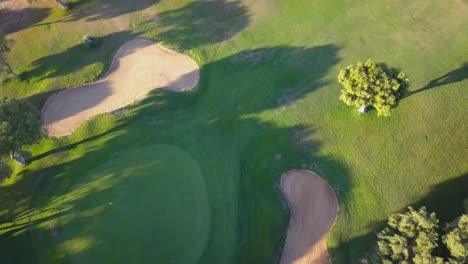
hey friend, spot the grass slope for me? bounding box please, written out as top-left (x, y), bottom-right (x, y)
top-left (0, 0), bottom-right (467, 263)
top-left (32, 144), bottom-right (210, 263)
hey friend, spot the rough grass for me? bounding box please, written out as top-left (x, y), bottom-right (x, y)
top-left (0, 0), bottom-right (467, 263)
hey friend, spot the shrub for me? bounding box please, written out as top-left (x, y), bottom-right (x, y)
top-left (83, 36), bottom-right (99, 49)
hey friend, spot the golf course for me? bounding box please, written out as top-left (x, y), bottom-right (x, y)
top-left (0, 0), bottom-right (467, 263)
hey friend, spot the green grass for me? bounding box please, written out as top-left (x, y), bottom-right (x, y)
top-left (31, 144), bottom-right (211, 263)
top-left (1, 0), bottom-right (467, 263)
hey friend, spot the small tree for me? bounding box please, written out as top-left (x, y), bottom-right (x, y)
top-left (0, 31), bottom-right (18, 80)
top-left (0, 97), bottom-right (42, 156)
top-left (338, 59), bottom-right (409, 117)
top-left (378, 207), bottom-right (468, 263)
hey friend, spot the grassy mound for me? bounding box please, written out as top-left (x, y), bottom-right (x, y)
top-left (32, 145), bottom-right (210, 263)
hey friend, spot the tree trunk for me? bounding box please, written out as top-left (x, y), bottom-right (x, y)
top-left (6, 64), bottom-right (19, 79)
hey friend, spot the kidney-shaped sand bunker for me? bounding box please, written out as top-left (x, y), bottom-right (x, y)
top-left (41, 39), bottom-right (200, 137)
top-left (280, 170), bottom-right (338, 264)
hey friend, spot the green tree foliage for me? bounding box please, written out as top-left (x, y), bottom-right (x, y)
top-left (443, 215), bottom-right (468, 263)
top-left (0, 31), bottom-right (16, 80)
top-left (338, 59), bottom-right (409, 117)
top-left (378, 207), bottom-right (439, 263)
top-left (0, 98), bottom-right (42, 155)
top-left (378, 207), bottom-right (468, 263)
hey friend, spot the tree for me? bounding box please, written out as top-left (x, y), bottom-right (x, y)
top-left (338, 59), bottom-right (409, 117)
top-left (378, 207), bottom-right (439, 263)
top-left (378, 207), bottom-right (468, 263)
top-left (443, 215), bottom-right (468, 263)
top-left (0, 31), bottom-right (18, 80)
top-left (0, 97), bottom-right (42, 155)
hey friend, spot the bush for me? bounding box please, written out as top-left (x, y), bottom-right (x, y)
top-left (83, 36), bottom-right (99, 49)
top-left (338, 59), bottom-right (409, 117)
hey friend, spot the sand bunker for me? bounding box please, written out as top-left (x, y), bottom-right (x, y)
top-left (280, 170), bottom-right (338, 264)
top-left (41, 39), bottom-right (199, 137)
top-left (0, 0), bottom-right (28, 11)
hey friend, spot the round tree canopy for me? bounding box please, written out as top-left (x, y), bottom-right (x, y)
top-left (338, 59), bottom-right (409, 117)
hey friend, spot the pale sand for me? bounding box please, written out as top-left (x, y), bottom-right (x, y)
top-left (280, 170), bottom-right (338, 264)
top-left (41, 39), bottom-right (199, 137)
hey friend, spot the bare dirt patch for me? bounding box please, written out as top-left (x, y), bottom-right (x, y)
top-left (280, 170), bottom-right (338, 264)
top-left (41, 39), bottom-right (199, 137)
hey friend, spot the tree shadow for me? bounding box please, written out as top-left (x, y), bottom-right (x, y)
top-left (24, 0), bottom-right (158, 28)
top-left (412, 173), bottom-right (468, 223)
top-left (28, 122), bottom-right (128, 163)
top-left (0, 44), bottom-right (350, 263)
top-left (20, 30), bottom-right (134, 81)
top-left (19, 90), bottom-right (56, 108)
top-left (408, 62), bottom-right (468, 97)
top-left (328, 227), bottom-right (381, 264)
top-left (138, 0), bottom-right (250, 50)
top-left (65, 0), bottom-right (157, 22)
top-left (0, 7), bottom-right (52, 35)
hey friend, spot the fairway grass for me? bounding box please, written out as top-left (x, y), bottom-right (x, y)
top-left (0, 0), bottom-right (467, 263)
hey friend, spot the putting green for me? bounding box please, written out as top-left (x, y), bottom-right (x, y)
top-left (37, 145), bottom-right (210, 263)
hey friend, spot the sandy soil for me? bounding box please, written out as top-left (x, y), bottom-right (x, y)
top-left (0, 0), bottom-right (28, 9)
top-left (280, 170), bottom-right (338, 264)
top-left (41, 39), bottom-right (199, 137)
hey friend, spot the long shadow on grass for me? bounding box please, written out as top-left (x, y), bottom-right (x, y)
top-left (411, 173), bottom-right (468, 223)
top-left (1, 44), bottom-right (354, 263)
top-left (328, 173), bottom-right (468, 263)
top-left (27, 0), bottom-right (158, 27)
top-left (29, 123), bottom-right (128, 163)
top-left (0, 7), bottom-right (51, 35)
top-left (136, 0), bottom-right (250, 50)
top-left (64, 0), bottom-right (157, 22)
top-left (20, 30), bottom-right (134, 81)
top-left (408, 62), bottom-right (468, 97)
